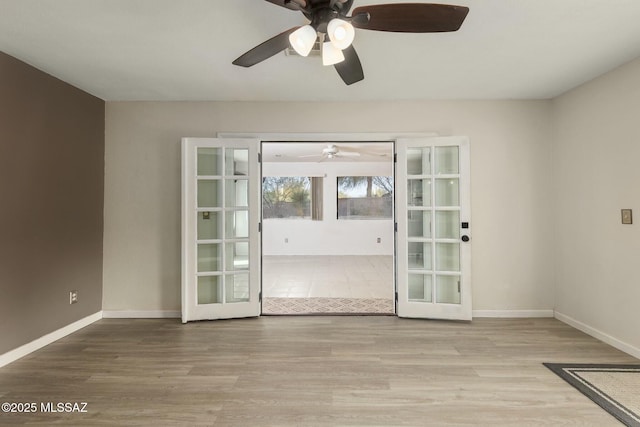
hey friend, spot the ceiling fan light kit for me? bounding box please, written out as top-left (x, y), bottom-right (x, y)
top-left (327, 18), bottom-right (355, 50)
top-left (290, 19), bottom-right (354, 64)
top-left (233, 1), bottom-right (470, 85)
top-left (322, 40), bottom-right (345, 66)
top-left (289, 25), bottom-right (317, 56)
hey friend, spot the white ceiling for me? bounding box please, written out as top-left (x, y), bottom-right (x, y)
top-left (1, 0), bottom-right (640, 102)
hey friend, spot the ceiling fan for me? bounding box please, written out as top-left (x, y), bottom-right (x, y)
top-left (299, 144), bottom-right (362, 160)
top-left (232, 1), bottom-right (469, 85)
top-left (298, 143), bottom-right (391, 160)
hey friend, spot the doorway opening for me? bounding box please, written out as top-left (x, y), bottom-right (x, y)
top-left (260, 141), bottom-right (396, 315)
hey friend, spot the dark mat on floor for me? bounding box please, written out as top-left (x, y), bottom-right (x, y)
top-left (544, 363), bottom-right (640, 426)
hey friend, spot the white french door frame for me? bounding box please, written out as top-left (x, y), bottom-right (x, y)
top-left (182, 138), bottom-right (261, 323)
top-left (396, 136), bottom-right (472, 320)
top-left (181, 132), bottom-right (472, 321)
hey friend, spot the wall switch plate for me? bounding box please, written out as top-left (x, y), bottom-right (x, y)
top-left (284, 238), bottom-right (289, 243)
top-left (377, 237), bottom-right (381, 243)
top-left (69, 290), bottom-right (78, 304)
top-left (621, 209), bottom-right (633, 224)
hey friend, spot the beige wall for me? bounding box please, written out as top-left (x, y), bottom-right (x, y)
top-left (104, 100), bottom-right (554, 313)
top-left (0, 52), bottom-right (104, 354)
top-left (552, 58), bottom-right (640, 352)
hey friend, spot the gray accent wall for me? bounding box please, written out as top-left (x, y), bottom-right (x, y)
top-left (0, 51), bottom-right (104, 355)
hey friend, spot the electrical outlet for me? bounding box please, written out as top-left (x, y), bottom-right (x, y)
top-left (377, 237), bottom-right (381, 243)
top-left (284, 238), bottom-right (289, 243)
top-left (69, 290), bottom-right (78, 304)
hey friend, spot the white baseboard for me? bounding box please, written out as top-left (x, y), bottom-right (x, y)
top-left (473, 309), bottom-right (554, 318)
top-left (554, 311), bottom-right (640, 360)
top-left (0, 311), bottom-right (102, 368)
top-left (102, 310), bottom-right (180, 319)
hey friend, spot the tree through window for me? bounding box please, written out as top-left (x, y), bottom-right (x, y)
top-left (337, 176), bottom-right (393, 219)
top-left (262, 177), bottom-right (311, 219)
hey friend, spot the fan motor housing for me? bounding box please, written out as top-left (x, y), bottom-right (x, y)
top-left (307, 7), bottom-right (339, 32)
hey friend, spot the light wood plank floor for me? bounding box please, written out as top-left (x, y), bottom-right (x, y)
top-left (0, 317), bottom-right (637, 426)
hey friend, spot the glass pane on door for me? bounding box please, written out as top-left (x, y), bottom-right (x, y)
top-left (435, 211), bottom-right (460, 239)
top-left (408, 274), bottom-right (433, 302)
top-left (198, 148), bottom-right (221, 176)
top-left (434, 146), bottom-right (459, 174)
top-left (225, 242), bottom-right (249, 271)
top-left (435, 179), bottom-right (459, 206)
top-left (225, 274), bottom-right (249, 303)
top-left (435, 242), bottom-right (460, 271)
top-left (225, 149), bottom-right (249, 176)
top-left (407, 148), bottom-right (431, 175)
top-left (225, 179), bottom-right (248, 207)
top-left (408, 242), bottom-right (432, 270)
top-left (198, 180), bottom-right (222, 208)
top-left (408, 179), bottom-right (431, 207)
top-left (408, 210), bottom-right (431, 238)
top-left (198, 276), bottom-right (221, 304)
top-left (436, 275), bottom-right (461, 304)
top-left (197, 211), bottom-right (221, 240)
top-left (225, 210), bottom-right (249, 238)
top-left (198, 244), bottom-right (221, 272)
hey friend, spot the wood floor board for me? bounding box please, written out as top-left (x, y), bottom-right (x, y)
top-left (0, 316), bottom-right (637, 426)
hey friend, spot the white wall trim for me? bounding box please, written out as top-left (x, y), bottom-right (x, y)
top-left (554, 311), bottom-right (640, 360)
top-left (0, 311), bottom-right (103, 368)
top-left (473, 309), bottom-right (554, 318)
top-left (102, 310), bottom-right (181, 319)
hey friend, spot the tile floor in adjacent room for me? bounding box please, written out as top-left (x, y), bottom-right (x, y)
top-left (262, 255), bottom-right (394, 299)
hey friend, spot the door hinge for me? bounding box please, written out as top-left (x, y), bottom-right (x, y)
top-left (258, 222), bottom-right (262, 232)
top-left (259, 291), bottom-right (262, 302)
top-left (395, 291), bottom-right (399, 302)
top-left (393, 153), bottom-right (397, 163)
top-left (458, 281), bottom-right (461, 293)
top-left (394, 222), bottom-right (398, 232)
top-left (258, 152), bottom-right (262, 163)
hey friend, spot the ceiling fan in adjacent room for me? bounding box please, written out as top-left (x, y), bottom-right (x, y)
top-left (299, 144), bottom-right (362, 160)
top-left (232, 1), bottom-right (469, 85)
top-left (296, 143), bottom-right (391, 161)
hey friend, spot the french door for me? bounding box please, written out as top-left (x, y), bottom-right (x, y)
top-left (181, 138), bottom-right (261, 322)
top-left (396, 136), bottom-right (472, 320)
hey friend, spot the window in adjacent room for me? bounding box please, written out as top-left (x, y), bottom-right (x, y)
top-left (337, 176), bottom-right (393, 219)
top-left (262, 176), bottom-right (312, 219)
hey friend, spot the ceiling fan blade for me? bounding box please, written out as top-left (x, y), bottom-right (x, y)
top-left (334, 45), bottom-right (364, 85)
top-left (360, 151), bottom-right (390, 157)
top-left (334, 145), bottom-right (360, 153)
top-left (351, 3), bottom-right (469, 33)
top-left (264, 0), bottom-right (306, 11)
top-left (232, 27), bottom-right (299, 67)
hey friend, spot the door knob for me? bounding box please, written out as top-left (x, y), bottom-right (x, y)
top-left (461, 235), bottom-right (470, 242)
